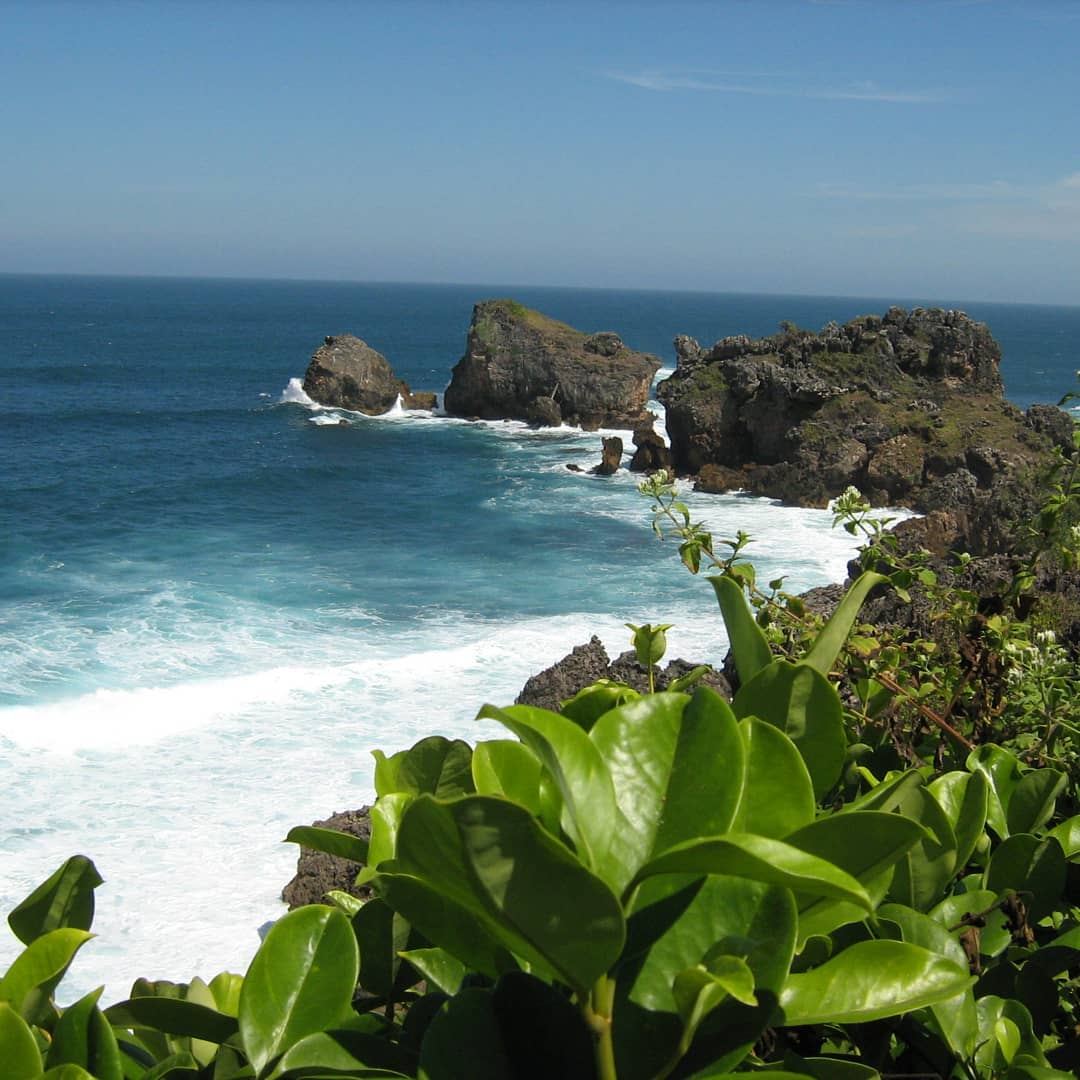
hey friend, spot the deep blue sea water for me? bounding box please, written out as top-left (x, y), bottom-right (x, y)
top-left (2, 273), bottom-right (1078, 998)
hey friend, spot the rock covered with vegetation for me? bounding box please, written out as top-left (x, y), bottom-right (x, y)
top-left (658, 307), bottom-right (1070, 512)
top-left (303, 334), bottom-right (434, 415)
top-left (443, 298), bottom-right (661, 429)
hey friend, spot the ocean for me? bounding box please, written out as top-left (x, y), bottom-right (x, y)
top-left (2, 274), bottom-right (1078, 1000)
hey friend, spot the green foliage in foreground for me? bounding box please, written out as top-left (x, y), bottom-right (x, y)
top-left (4, 569), bottom-right (1080, 1079)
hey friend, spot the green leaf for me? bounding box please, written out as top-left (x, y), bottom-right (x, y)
top-left (0, 1001), bottom-right (42, 1080)
top-left (672, 955), bottom-right (757, 1058)
top-left (928, 770), bottom-right (989, 872)
top-left (985, 834), bottom-right (1067, 922)
top-left (8, 856), bottom-right (103, 946)
top-left (40, 1067), bottom-right (97, 1079)
top-left (105, 996), bottom-right (239, 1044)
top-left (588, 689), bottom-right (743, 893)
top-left (382, 795), bottom-right (624, 995)
top-left (397, 948), bottom-right (467, 995)
top-left (668, 665), bottom-right (712, 693)
top-left (734, 661), bottom-right (846, 800)
top-left (878, 903), bottom-right (977, 1058)
top-left (786, 811), bottom-right (925, 941)
top-left (967, 744), bottom-right (1023, 839)
top-left (137, 1052), bottom-right (201, 1080)
top-left (779, 940), bottom-right (972, 1024)
top-left (270, 1029), bottom-right (414, 1078)
top-left (0, 928), bottom-right (93, 1017)
top-left (1007, 769), bottom-right (1066, 836)
top-left (1047, 814), bottom-right (1080, 859)
top-left (734, 718), bottom-right (815, 838)
top-left (372, 748), bottom-right (404, 798)
top-left (559, 680), bottom-right (641, 731)
top-left (802, 571), bottom-right (887, 675)
top-left (357, 793), bottom-right (412, 885)
top-left (48, 987), bottom-right (122, 1080)
top-left (394, 736), bottom-right (475, 799)
top-left (283, 826), bottom-right (369, 866)
top-left (634, 833), bottom-right (871, 910)
top-left (886, 785), bottom-right (958, 912)
top-left (616, 877), bottom-right (795, 1079)
top-left (470, 739), bottom-right (542, 813)
top-left (976, 997), bottom-right (1049, 1073)
top-left (479, 703), bottom-right (616, 876)
top-left (417, 989), bottom-right (508, 1080)
top-left (351, 898), bottom-right (414, 1001)
top-left (238, 905), bottom-right (359, 1076)
top-left (709, 575), bottom-right (772, 685)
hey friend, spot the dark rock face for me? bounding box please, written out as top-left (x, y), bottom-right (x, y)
top-left (629, 418), bottom-right (674, 474)
top-left (444, 299), bottom-right (661, 429)
top-left (657, 308), bottom-right (1062, 512)
top-left (400, 386), bottom-right (438, 411)
top-left (303, 336), bottom-right (403, 415)
top-left (592, 436), bottom-right (624, 475)
top-left (281, 808), bottom-right (373, 910)
top-left (515, 636), bottom-right (731, 712)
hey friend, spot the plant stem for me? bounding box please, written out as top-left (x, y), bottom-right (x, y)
top-left (583, 975), bottom-right (618, 1080)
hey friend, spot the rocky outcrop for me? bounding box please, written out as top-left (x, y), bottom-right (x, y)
top-left (281, 808), bottom-right (373, 910)
top-left (592, 436), bottom-right (623, 475)
top-left (303, 335), bottom-right (436, 415)
top-left (659, 307), bottom-right (1064, 512)
top-left (629, 418), bottom-right (674, 474)
top-left (515, 636), bottom-right (731, 712)
top-left (444, 300), bottom-right (661, 430)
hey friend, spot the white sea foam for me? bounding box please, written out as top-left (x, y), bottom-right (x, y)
top-left (280, 377), bottom-right (316, 406)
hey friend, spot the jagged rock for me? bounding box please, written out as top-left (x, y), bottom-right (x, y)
top-left (591, 436), bottom-right (623, 475)
top-left (1026, 403), bottom-right (1075, 449)
top-left (302, 335), bottom-right (402, 415)
top-left (514, 636), bottom-right (730, 713)
top-left (526, 395), bottom-right (562, 427)
top-left (282, 808), bottom-right (373, 910)
top-left (444, 299), bottom-right (661, 429)
top-left (658, 308), bottom-right (1063, 516)
top-left (516, 636), bottom-right (612, 712)
top-left (629, 419), bottom-right (673, 473)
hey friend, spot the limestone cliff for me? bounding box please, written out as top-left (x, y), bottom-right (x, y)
top-left (443, 299), bottom-right (661, 429)
top-left (658, 307), bottom-right (1068, 510)
top-left (302, 335), bottom-right (405, 415)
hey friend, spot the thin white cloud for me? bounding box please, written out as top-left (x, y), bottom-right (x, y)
top-left (604, 69), bottom-right (950, 104)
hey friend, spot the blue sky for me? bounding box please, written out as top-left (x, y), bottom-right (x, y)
top-left (2, 0), bottom-right (1078, 303)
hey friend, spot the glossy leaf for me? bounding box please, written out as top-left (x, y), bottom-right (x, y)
top-left (733, 717), bottom-right (815, 838)
top-left (616, 877), bottom-right (795, 1079)
top-left (479, 703), bottom-right (616, 875)
top-left (967, 744), bottom-right (1022, 839)
top-left (283, 826), bottom-right (369, 866)
top-left (559, 680), bottom-right (641, 730)
top-left (1047, 814), bottom-right (1080, 859)
top-left (886, 785), bottom-right (958, 912)
top-left (0, 1001), bottom-right (42, 1080)
top-left (985, 834), bottom-right (1066, 922)
top-left (385, 795), bottom-right (624, 994)
top-left (209, 972), bottom-right (243, 1016)
top-left (40, 1067), bottom-right (97, 1080)
top-left (1007, 769), bottom-right (1066, 836)
top-left (417, 988), bottom-right (508, 1080)
top-left (975, 997), bottom-right (1049, 1073)
top-left (238, 905), bottom-right (359, 1076)
top-left (394, 736), bottom-right (475, 799)
top-left (930, 889), bottom-right (1012, 960)
top-left (0, 928), bottom-right (93, 1016)
top-left (352, 897), bottom-right (414, 1001)
top-left (734, 661), bottom-right (846, 799)
top-left (928, 769), bottom-right (989, 872)
top-left (634, 833), bottom-right (871, 910)
top-left (397, 948), bottom-right (467, 995)
top-left (588, 689), bottom-right (742, 892)
top-left (8, 856), bottom-right (103, 946)
top-left (357, 793), bottom-right (412, 885)
top-left (105, 996), bottom-right (239, 1044)
top-left (786, 811), bottom-right (925, 941)
top-left (878, 903), bottom-right (977, 1058)
top-left (802, 570), bottom-right (887, 676)
top-left (779, 940), bottom-right (972, 1024)
top-left (48, 987), bottom-right (122, 1079)
top-left (137, 1052), bottom-right (201, 1080)
top-left (270, 1030), bottom-right (413, 1078)
top-left (470, 739), bottom-right (542, 813)
top-left (709, 574), bottom-right (772, 685)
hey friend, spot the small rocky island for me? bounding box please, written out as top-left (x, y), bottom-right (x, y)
top-left (443, 299), bottom-right (661, 429)
top-left (657, 307), bottom-right (1071, 512)
top-left (302, 334), bottom-right (436, 414)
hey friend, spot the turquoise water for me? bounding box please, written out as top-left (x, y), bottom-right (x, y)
top-left (2, 274), bottom-right (1076, 997)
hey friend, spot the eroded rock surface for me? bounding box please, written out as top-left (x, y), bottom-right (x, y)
top-left (444, 299), bottom-right (661, 429)
top-left (281, 808), bottom-right (373, 910)
top-left (658, 308), bottom-right (1063, 515)
top-left (302, 335), bottom-right (403, 415)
